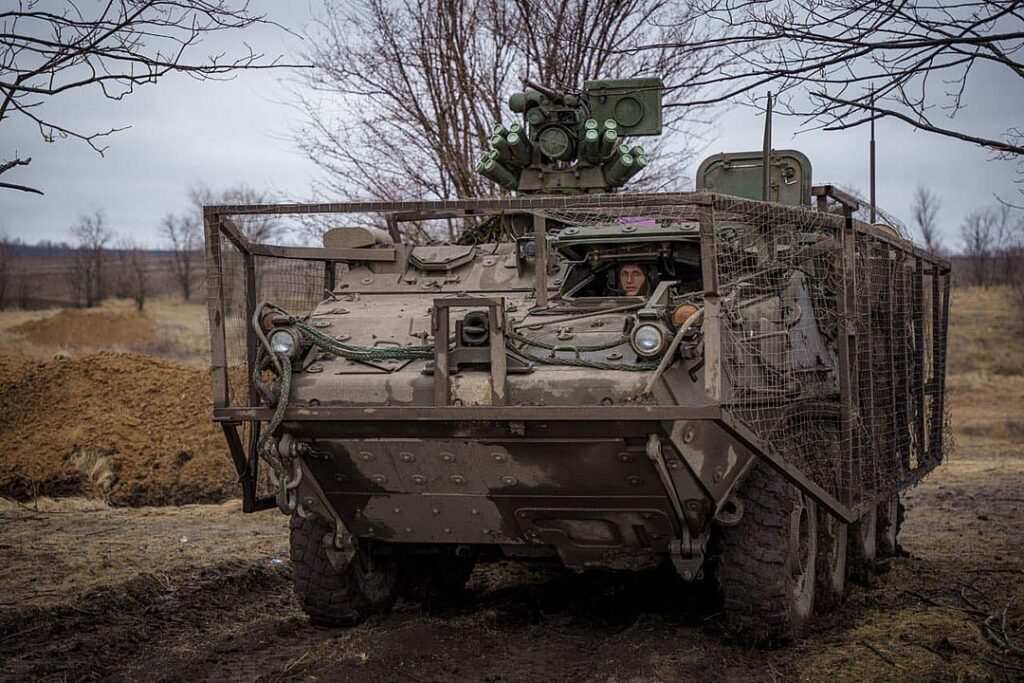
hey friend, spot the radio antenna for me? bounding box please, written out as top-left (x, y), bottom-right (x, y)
top-left (762, 92), bottom-right (773, 201)
top-left (869, 86), bottom-right (877, 223)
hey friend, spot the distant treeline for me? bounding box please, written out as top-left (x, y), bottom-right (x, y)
top-left (0, 248), bottom-right (203, 311)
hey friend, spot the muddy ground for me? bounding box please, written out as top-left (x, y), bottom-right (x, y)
top-left (1, 289), bottom-right (1023, 681)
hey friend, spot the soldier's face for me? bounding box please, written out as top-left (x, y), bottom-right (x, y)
top-left (620, 264), bottom-right (646, 296)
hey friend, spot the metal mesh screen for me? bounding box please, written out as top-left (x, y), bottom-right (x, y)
top-left (708, 197), bottom-right (949, 512)
top-left (210, 232), bottom-right (334, 408)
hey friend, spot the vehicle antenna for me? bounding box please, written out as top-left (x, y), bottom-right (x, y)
top-left (869, 85), bottom-right (877, 223)
top-left (762, 92), bottom-right (773, 201)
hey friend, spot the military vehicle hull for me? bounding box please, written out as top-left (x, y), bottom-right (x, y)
top-left (205, 190), bottom-right (950, 642)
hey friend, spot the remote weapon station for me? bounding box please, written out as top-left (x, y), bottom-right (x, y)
top-left (205, 78), bottom-right (950, 642)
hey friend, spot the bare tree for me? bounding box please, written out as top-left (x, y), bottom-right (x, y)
top-left (15, 265), bottom-right (32, 309)
top-left (293, 0), bottom-right (720, 241)
top-left (912, 186), bottom-right (943, 254)
top-left (960, 209), bottom-right (995, 288)
top-left (0, 230), bottom-right (13, 310)
top-left (628, 1), bottom-right (1024, 187)
top-left (114, 238), bottom-right (150, 311)
top-left (190, 183), bottom-right (286, 244)
top-left (1, 1), bottom-right (300, 195)
top-left (160, 213), bottom-right (201, 300)
top-left (66, 210), bottom-right (111, 307)
top-left (992, 204), bottom-right (1023, 285)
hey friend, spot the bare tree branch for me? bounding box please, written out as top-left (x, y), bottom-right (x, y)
top-left (291, 0), bottom-right (722, 242)
top-left (1, 1), bottom-right (305, 194)
top-left (602, 0), bottom-right (1024, 187)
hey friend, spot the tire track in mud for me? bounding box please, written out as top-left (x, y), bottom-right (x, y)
top-left (0, 560), bottom-right (292, 682)
top-left (0, 558), bottom-right (732, 682)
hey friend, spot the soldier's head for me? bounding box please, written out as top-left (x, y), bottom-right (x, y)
top-left (619, 262), bottom-right (649, 297)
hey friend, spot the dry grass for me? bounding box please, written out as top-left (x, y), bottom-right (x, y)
top-left (945, 287), bottom-right (1024, 451)
top-left (0, 298), bottom-right (209, 365)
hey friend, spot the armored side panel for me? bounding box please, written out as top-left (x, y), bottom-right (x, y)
top-left (696, 150), bottom-right (813, 206)
top-left (584, 77), bottom-right (664, 136)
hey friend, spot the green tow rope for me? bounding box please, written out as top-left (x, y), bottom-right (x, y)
top-left (256, 351), bottom-right (292, 462)
top-left (252, 319), bottom-right (655, 462)
top-left (296, 321), bottom-right (434, 361)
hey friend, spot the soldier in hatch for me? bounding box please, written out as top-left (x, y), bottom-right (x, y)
top-left (618, 262), bottom-right (651, 297)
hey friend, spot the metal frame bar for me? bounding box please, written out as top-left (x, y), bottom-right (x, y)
top-left (836, 207), bottom-right (858, 509)
top-left (912, 257), bottom-right (926, 465)
top-left (533, 213), bottom-right (549, 307)
top-left (204, 213), bottom-right (230, 408)
top-left (698, 205), bottom-right (723, 403)
top-left (214, 405), bottom-right (723, 422)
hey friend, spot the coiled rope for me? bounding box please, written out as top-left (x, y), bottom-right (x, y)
top-left (296, 321), bottom-right (435, 361)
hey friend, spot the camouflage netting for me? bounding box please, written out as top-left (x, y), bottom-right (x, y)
top-left (205, 193), bottom-right (950, 513)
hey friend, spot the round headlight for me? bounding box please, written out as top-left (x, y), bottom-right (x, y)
top-left (269, 328), bottom-right (298, 357)
top-left (631, 324), bottom-right (665, 358)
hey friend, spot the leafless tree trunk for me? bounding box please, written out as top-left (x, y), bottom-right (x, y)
top-left (0, 230), bottom-right (12, 310)
top-left (66, 210), bottom-right (111, 307)
top-left (1, 2), bottom-right (301, 196)
top-left (15, 266), bottom-right (32, 309)
top-left (991, 204), bottom-right (1023, 285)
top-left (912, 186), bottom-right (943, 254)
top-left (293, 0), bottom-right (721, 242)
top-left (160, 213), bottom-right (201, 301)
top-left (114, 238), bottom-right (150, 311)
top-left (960, 210), bottom-right (995, 288)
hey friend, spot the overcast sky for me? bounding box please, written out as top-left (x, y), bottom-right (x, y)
top-left (2, 3), bottom-right (1021, 249)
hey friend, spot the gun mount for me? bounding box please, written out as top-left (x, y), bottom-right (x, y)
top-left (477, 77), bottom-right (664, 194)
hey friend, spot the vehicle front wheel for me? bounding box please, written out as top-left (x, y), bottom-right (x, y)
top-left (718, 462), bottom-right (818, 644)
top-left (290, 514), bottom-right (401, 626)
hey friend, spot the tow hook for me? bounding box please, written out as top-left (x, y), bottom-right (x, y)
top-left (714, 497), bottom-right (744, 527)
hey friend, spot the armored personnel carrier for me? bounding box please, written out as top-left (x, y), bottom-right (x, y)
top-left (204, 78), bottom-right (950, 642)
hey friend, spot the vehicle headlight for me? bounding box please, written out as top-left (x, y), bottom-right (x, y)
top-left (269, 328), bottom-right (299, 358)
top-left (631, 324), bottom-right (666, 358)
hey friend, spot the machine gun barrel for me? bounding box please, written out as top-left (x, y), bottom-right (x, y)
top-left (523, 78), bottom-right (567, 105)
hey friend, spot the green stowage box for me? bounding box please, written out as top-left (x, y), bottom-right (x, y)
top-left (584, 77), bottom-right (664, 137)
top-left (696, 150), bottom-right (813, 206)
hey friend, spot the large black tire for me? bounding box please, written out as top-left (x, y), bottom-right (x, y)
top-left (876, 494), bottom-right (903, 557)
top-left (718, 463), bottom-right (818, 644)
top-left (814, 511), bottom-right (847, 612)
top-left (289, 514), bottom-right (401, 626)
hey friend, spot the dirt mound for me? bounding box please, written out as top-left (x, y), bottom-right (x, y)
top-left (0, 352), bottom-right (236, 505)
top-left (10, 308), bottom-right (157, 348)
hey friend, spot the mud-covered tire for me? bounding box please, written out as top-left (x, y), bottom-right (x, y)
top-left (876, 494), bottom-right (903, 557)
top-left (289, 514), bottom-right (401, 626)
top-left (400, 553), bottom-right (476, 600)
top-left (847, 506), bottom-right (877, 582)
top-left (718, 463), bottom-right (818, 644)
top-left (814, 510), bottom-right (847, 612)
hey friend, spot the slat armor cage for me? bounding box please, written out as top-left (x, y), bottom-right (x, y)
top-left (204, 191), bottom-right (950, 517)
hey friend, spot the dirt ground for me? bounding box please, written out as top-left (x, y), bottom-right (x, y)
top-left (1, 288), bottom-right (1022, 682)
